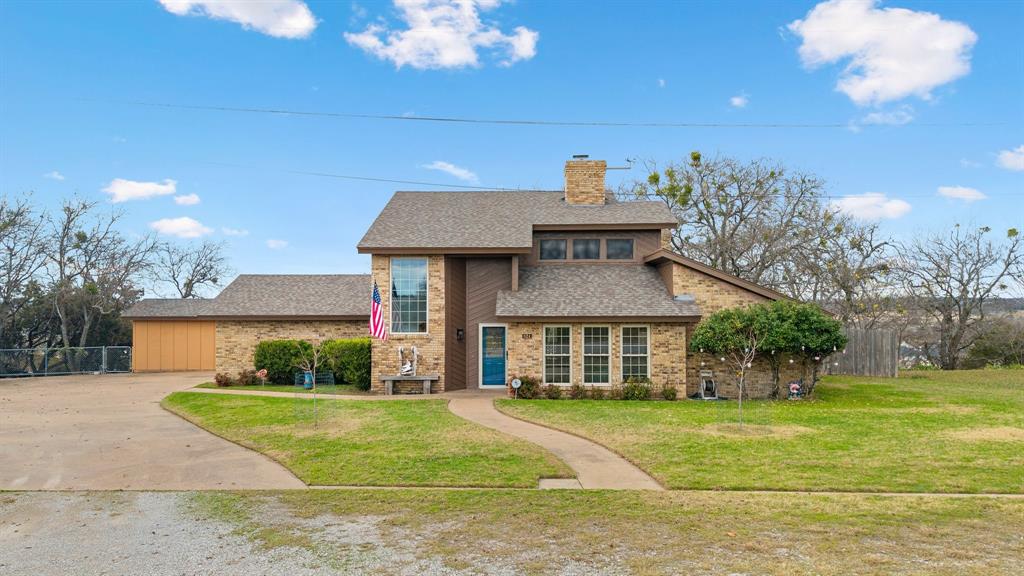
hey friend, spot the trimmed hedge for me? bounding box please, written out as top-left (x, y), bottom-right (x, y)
top-left (253, 339), bottom-right (312, 385)
top-left (322, 337), bottom-right (372, 391)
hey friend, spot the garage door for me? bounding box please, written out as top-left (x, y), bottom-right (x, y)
top-left (132, 321), bottom-right (216, 372)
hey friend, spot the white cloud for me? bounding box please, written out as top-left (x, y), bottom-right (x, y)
top-left (173, 193), bottom-right (201, 206)
top-left (960, 158), bottom-right (982, 168)
top-left (43, 171), bottom-right (65, 181)
top-left (831, 192), bottom-right (911, 220)
top-left (858, 107), bottom-right (914, 126)
top-left (729, 94), bottom-right (749, 108)
top-left (996, 145), bottom-right (1024, 171)
top-left (421, 160), bottom-right (479, 183)
top-left (266, 239), bottom-right (289, 249)
top-left (222, 227), bottom-right (250, 237)
top-left (788, 0), bottom-right (977, 106)
top-left (344, 0), bottom-right (539, 69)
top-left (938, 185), bottom-right (986, 202)
top-left (150, 217), bottom-right (213, 239)
top-left (158, 0), bottom-right (317, 39)
top-left (103, 178), bottom-right (177, 203)
top-left (657, 78), bottom-right (666, 88)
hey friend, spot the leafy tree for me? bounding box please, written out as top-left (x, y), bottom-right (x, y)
top-left (788, 302), bottom-right (847, 396)
top-left (690, 307), bottom-right (762, 420)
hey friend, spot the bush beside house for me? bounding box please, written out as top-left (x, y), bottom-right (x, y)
top-left (251, 337), bottom-right (372, 390)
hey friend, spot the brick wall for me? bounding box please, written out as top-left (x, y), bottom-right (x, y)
top-left (215, 319), bottom-right (365, 375)
top-left (370, 254), bottom-right (447, 393)
top-left (563, 159), bottom-right (606, 205)
top-left (506, 321), bottom-right (688, 392)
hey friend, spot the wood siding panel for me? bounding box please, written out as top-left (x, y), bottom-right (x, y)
top-left (465, 258), bottom-right (513, 388)
top-left (186, 322), bottom-right (202, 370)
top-left (444, 257), bottom-right (467, 390)
top-left (131, 320), bottom-right (216, 372)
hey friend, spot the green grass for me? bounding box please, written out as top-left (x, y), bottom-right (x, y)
top-left (195, 382), bottom-right (370, 395)
top-left (190, 489), bottom-right (1024, 575)
top-left (162, 391), bottom-right (571, 487)
top-left (497, 370), bottom-right (1024, 493)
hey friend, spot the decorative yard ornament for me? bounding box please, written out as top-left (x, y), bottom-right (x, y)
top-left (398, 346), bottom-right (419, 376)
top-left (511, 378), bottom-right (522, 400)
top-left (256, 368), bottom-right (268, 387)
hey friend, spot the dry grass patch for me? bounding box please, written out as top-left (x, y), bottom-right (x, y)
top-left (698, 423), bottom-right (815, 438)
top-left (946, 426), bottom-right (1024, 442)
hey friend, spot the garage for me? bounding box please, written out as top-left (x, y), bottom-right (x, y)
top-left (131, 320), bottom-right (216, 372)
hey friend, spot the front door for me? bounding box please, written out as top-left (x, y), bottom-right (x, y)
top-left (480, 324), bottom-right (507, 387)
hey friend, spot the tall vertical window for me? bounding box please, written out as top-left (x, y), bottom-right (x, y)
top-left (621, 326), bottom-right (649, 380)
top-left (583, 326), bottom-right (610, 384)
top-left (390, 258), bottom-right (428, 333)
top-left (544, 326), bottom-right (571, 384)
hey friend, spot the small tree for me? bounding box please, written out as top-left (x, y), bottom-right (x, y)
top-left (690, 307), bottom-right (761, 423)
top-left (295, 340), bottom-right (325, 428)
top-left (789, 303), bottom-right (847, 397)
top-left (750, 301), bottom-right (801, 399)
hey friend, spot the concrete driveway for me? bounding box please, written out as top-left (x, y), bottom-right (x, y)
top-left (0, 372), bottom-right (304, 490)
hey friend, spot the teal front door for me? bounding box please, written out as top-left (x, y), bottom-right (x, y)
top-left (480, 325), bottom-right (507, 387)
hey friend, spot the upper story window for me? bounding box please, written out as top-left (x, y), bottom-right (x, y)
top-left (606, 239), bottom-right (634, 260)
top-left (539, 239), bottom-right (567, 260)
top-left (390, 258), bottom-right (428, 333)
top-left (573, 239), bottom-right (600, 260)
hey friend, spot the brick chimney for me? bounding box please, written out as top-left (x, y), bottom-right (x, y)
top-left (564, 155), bottom-right (606, 205)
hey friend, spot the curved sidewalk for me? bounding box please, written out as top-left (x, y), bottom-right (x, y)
top-left (447, 394), bottom-right (663, 491)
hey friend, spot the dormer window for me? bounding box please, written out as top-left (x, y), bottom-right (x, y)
top-left (539, 239), bottom-right (567, 260)
top-left (606, 239), bottom-right (634, 260)
top-left (573, 239), bottom-right (600, 260)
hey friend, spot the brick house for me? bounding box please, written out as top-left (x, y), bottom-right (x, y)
top-left (125, 157), bottom-right (798, 398)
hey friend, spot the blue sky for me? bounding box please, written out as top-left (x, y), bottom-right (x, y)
top-left (1, 0), bottom-right (1021, 296)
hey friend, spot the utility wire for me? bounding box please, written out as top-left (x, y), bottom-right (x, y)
top-left (91, 99), bottom-right (1006, 129)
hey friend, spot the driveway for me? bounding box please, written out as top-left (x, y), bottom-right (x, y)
top-left (0, 372), bottom-right (304, 490)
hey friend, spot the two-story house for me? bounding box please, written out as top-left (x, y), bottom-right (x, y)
top-left (125, 157), bottom-right (792, 398)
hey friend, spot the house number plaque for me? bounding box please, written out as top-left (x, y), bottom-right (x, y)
top-left (522, 333), bottom-right (533, 340)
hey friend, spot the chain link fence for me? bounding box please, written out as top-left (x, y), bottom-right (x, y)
top-left (0, 346), bottom-right (132, 377)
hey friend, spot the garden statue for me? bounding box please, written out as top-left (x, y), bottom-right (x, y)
top-left (398, 346), bottom-right (418, 376)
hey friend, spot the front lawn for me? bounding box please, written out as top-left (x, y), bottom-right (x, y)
top-left (162, 392), bottom-right (571, 487)
top-left (497, 370), bottom-right (1024, 493)
top-left (194, 382), bottom-right (370, 395)
top-left (190, 489), bottom-right (1024, 575)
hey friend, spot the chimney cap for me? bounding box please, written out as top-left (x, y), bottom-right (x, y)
top-left (571, 154), bottom-right (590, 159)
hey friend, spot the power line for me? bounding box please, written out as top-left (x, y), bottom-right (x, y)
top-left (91, 99), bottom-right (1006, 129)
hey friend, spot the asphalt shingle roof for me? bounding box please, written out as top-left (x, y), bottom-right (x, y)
top-left (357, 191), bottom-right (676, 250)
top-left (495, 265), bottom-right (701, 319)
top-left (124, 274), bottom-right (371, 319)
top-left (122, 298), bottom-right (214, 318)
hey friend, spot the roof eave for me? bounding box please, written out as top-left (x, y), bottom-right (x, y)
top-left (643, 249), bottom-right (792, 302)
top-left (494, 314), bottom-right (701, 323)
top-left (356, 246), bottom-right (532, 255)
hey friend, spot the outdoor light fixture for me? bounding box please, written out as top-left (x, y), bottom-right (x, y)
top-left (456, 328), bottom-right (464, 342)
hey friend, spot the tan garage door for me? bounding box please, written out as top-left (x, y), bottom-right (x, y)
top-left (132, 321), bottom-right (216, 372)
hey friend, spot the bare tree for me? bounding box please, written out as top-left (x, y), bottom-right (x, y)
top-left (46, 199), bottom-right (156, 354)
top-left (622, 152), bottom-right (829, 291)
top-left (898, 225), bottom-right (1022, 370)
top-left (154, 240), bottom-right (230, 298)
top-left (295, 341), bottom-right (325, 428)
top-left (0, 195), bottom-right (47, 345)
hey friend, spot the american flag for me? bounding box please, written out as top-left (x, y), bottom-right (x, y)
top-left (369, 280), bottom-right (388, 341)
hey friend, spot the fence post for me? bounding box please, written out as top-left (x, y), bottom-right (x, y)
top-left (43, 347), bottom-right (48, 377)
top-left (102, 347), bottom-right (108, 373)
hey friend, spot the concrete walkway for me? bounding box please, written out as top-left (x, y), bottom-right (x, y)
top-left (447, 394), bottom-right (664, 490)
top-left (0, 372), bottom-right (305, 490)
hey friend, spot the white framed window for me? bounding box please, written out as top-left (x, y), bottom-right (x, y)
top-left (620, 325), bottom-right (650, 381)
top-left (543, 325), bottom-right (571, 385)
top-left (390, 258), bottom-right (428, 333)
top-left (582, 326), bottom-right (610, 384)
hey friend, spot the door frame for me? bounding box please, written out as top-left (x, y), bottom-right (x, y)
top-left (478, 323), bottom-right (508, 388)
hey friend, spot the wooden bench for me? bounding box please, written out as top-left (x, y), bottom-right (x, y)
top-left (380, 374), bottom-right (440, 395)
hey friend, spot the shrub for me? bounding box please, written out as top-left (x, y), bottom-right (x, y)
top-left (661, 384), bottom-right (678, 401)
top-left (569, 382), bottom-right (586, 400)
top-left (622, 377), bottom-right (652, 401)
top-left (236, 369), bottom-right (260, 386)
top-left (513, 375), bottom-right (541, 399)
top-left (213, 372), bottom-right (235, 387)
top-left (323, 337), bottom-right (372, 390)
top-left (544, 384), bottom-right (563, 400)
top-left (608, 383), bottom-right (624, 400)
top-left (253, 339), bottom-right (312, 385)
top-left (588, 386), bottom-right (606, 400)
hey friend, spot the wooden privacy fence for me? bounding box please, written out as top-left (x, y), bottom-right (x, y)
top-left (826, 326), bottom-right (900, 378)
